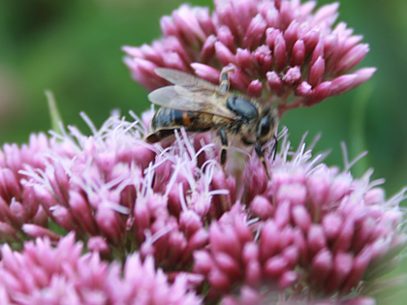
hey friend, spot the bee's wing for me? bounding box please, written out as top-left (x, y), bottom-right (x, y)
top-left (155, 68), bottom-right (218, 92)
top-left (148, 85), bottom-right (237, 119)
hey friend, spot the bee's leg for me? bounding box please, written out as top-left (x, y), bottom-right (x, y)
top-left (271, 134), bottom-right (279, 161)
top-left (145, 128), bottom-right (177, 143)
top-left (219, 66), bottom-right (234, 94)
top-left (218, 128), bottom-right (228, 166)
top-left (255, 142), bottom-right (270, 179)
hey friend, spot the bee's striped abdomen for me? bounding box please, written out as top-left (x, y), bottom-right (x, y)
top-left (147, 108), bottom-right (229, 143)
top-left (152, 108), bottom-right (195, 129)
top-left (147, 108), bottom-right (199, 143)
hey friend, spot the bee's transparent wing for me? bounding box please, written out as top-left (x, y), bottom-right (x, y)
top-left (148, 85), bottom-right (236, 119)
top-left (155, 68), bottom-right (218, 92)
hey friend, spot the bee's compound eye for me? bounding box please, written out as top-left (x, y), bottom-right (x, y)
top-left (226, 96), bottom-right (258, 121)
top-left (257, 115), bottom-right (271, 138)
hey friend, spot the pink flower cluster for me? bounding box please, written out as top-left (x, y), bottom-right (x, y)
top-left (0, 134), bottom-right (53, 242)
top-left (0, 113), bottom-right (404, 304)
top-left (196, 149), bottom-right (406, 302)
top-left (21, 117), bottom-right (235, 270)
top-left (124, 0), bottom-right (375, 112)
top-left (0, 234), bottom-right (201, 305)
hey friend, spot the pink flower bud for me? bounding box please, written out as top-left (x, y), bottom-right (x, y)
top-left (244, 14), bottom-right (267, 49)
top-left (309, 56), bottom-right (325, 86)
top-left (191, 63), bottom-right (220, 84)
top-left (247, 80), bottom-right (263, 97)
top-left (215, 41), bottom-right (236, 65)
top-left (250, 195), bottom-right (273, 219)
top-left (292, 39), bottom-right (306, 66)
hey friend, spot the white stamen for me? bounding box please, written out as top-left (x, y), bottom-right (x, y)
top-left (80, 112), bottom-right (98, 136)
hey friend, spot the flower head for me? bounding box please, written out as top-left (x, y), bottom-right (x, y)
top-left (0, 113), bottom-right (404, 304)
top-left (124, 0), bottom-right (375, 113)
top-left (193, 136), bottom-right (406, 303)
top-left (22, 115), bottom-right (233, 270)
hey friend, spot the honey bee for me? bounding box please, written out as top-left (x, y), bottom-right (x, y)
top-left (146, 67), bottom-right (279, 174)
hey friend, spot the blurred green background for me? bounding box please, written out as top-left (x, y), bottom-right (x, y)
top-left (0, 0), bottom-right (406, 192)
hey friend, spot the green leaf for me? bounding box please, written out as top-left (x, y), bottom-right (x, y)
top-left (45, 90), bottom-right (64, 134)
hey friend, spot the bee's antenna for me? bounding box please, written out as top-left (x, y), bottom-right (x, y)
top-left (262, 158), bottom-right (271, 179)
top-left (255, 143), bottom-right (271, 179)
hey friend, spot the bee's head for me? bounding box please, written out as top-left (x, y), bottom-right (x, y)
top-left (256, 108), bottom-right (278, 145)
